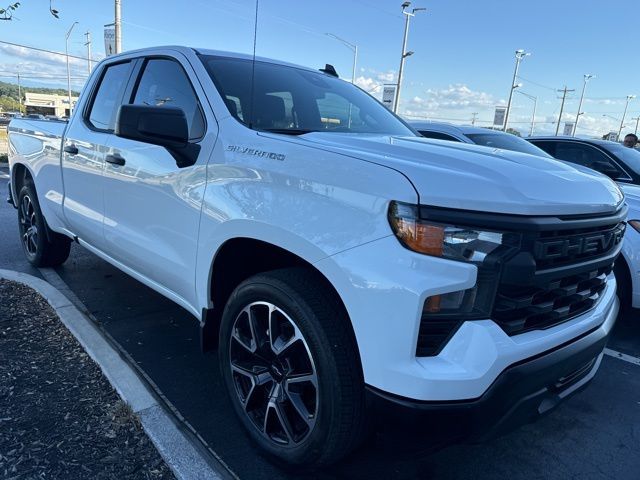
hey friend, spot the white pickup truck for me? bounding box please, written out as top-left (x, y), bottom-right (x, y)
top-left (7, 46), bottom-right (627, 466)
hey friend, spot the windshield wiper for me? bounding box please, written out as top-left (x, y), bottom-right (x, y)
top-left (259, 128), bottom-right (317, 136)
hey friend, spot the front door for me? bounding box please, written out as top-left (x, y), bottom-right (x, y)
top-left (102, 55), bottom-right (217, 309)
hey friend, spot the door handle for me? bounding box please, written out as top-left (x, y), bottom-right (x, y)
top-left (106, 153), bottom-right (126, 166)
top-left (63, 144), bottom-right (78, 155)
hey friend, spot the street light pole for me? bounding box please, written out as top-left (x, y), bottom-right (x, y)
top-left (65, 21), bottom-right (78, 116)
top-left (325, 33), bottom-right (358, 83)
top-left (516, 90), bottom-right (537, 136)
top-left (633, 116), bottom-right (640, 136)
top-left (618, 95), bottom-right (636, 141)
top-left (503, 49), bottom-right (530, 132)
top-left (393, 2), bottom-right (425, 114)
top-left (115, 0), bottom-right (122, 54)
top-left (573, 74), bottom-right (594, 136)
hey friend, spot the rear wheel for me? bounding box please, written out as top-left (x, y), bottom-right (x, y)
top-left (219, 268), bottom-right (367, 467)
top-left (17, 183), bottom-right (71, 267)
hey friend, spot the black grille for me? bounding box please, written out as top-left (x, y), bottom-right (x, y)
top-left (492, 219), bottom-right (624, 336)
top-left (493, 265), bottom-right (611, 335)
top-left (533, 222), bottom-right (626, 269)
top-left (415, 207), bottom-right (625, 357)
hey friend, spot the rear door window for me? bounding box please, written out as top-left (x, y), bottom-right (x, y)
top-left (87, 62), bottom-right (132, 131)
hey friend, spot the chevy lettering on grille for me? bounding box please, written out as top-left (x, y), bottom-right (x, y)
top-left (533, 224), bottom-right (625, 262)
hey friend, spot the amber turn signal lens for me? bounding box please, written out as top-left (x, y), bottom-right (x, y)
top-left (395, 218), bottom-right (445, 256)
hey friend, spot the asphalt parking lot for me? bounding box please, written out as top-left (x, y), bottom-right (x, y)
top-left (1, 164), bottom-right (639, 479)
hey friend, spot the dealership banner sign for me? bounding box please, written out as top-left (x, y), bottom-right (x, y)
top-left (493, 106), bottom-right (506, 126)
top-left (104, 28), bottom-right (116, 56)
top-left (382, 85), bottom-right (396, 110)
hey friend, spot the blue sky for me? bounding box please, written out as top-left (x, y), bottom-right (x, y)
top-left (0, 0), bottom-right (638, 137)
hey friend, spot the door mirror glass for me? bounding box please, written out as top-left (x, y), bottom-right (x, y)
top-left (115, 105), bottom-right (200, 167)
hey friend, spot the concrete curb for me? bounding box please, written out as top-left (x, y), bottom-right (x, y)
top-left (0, 268), bottom-right (230, 480)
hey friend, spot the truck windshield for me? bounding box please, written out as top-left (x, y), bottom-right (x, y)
top-left (199, 55), bottom-right (414, 136)
top-left (465, 133), bottom-right (553, 158)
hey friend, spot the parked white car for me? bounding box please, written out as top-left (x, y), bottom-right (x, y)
top-left (6, 47), bottom-right (626, 466)
top-left (617, 184), bottom-right (640, 309)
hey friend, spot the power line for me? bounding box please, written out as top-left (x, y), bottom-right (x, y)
top-left (515, 75), bottom-right (556, 91)
top-left (0, 39), bottom-right (99, 63)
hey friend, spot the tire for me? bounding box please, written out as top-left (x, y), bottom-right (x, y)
top-left (219, 267), bottom-right (367, 467)
top-left (17, 183), bottom-right (71, 267)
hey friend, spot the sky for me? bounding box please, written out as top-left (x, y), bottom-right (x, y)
top-left (0, 0), bottom-right (638, 137)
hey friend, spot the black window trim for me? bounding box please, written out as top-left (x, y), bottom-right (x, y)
top-left (82, 59), bottom-right (136, 134)
top-left (127, 55), bottom-right (207, 143)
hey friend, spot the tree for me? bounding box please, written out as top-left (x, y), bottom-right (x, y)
top-left (0, 1), bottom-right (59, 21)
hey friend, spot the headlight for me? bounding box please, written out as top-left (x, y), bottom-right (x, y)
top-left (388, 201), bottom-right (506, 263)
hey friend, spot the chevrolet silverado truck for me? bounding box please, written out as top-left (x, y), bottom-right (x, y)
top-left (7, 46), bottom-right (627, 466)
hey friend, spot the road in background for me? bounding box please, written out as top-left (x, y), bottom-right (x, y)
top-left (2, 163), bottom-right (639, 479)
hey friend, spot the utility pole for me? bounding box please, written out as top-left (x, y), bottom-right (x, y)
top-left (115, 0), bottom-right (122, 54)
top-left (573, 74), bottom-right (594, 136)
top-left (618, 95), bottom-right (635, 141)
top-left (65, 21), bottom-right (78, 117)
top-left (393, 2), bottom-right (425, 114)
top-left (555, 86), bottom-right (574, 136)
top-left (503, 49), bottom-right (530, 132)
top-left (84, 31), bottom-right (92, 74)
top-left (633, 116), bottom-right (640, 136)
top-left (471, 112), bottom-right (478, 125)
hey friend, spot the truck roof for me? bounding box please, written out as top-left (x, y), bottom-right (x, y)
top-left (102, 45), bottom-right (320, 75)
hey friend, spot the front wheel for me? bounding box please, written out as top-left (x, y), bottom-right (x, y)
top-left (17, 183), bottom-right (71, 267)
top-left (219, 268), bottom-right (367, 467)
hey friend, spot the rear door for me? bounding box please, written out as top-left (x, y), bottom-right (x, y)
top-left (102, 54), bottom-right (218, 308)
top-left (62, 60), bottom-right (134, 247)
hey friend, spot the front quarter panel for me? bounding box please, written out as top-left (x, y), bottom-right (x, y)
top-left (195, 118), bottom-right (418, 310)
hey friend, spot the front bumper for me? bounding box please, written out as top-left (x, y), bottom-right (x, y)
top-left (316, 235), bottom-right (619, 401)
top-left (366, 312), bottom-right (611, 442)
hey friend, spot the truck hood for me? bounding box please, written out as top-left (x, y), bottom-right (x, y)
top-left (298, 133), bottom-right (624, 216)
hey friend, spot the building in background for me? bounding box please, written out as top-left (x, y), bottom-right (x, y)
top-left (24, 92), bottom-right (78, 117)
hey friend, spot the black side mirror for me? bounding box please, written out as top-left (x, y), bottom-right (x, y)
top-left (115, 105), bottom-right (200, 168)
top-left (591, 161), bottom-right (620, 179)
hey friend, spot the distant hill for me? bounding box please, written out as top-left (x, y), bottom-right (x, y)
top-left (0, 80), bottom-right (80, 100)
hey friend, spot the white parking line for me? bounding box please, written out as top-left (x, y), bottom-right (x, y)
top-left (0, 171), bottom-right (9, 179)
top-left (604, 348), bottom-right (640, 366)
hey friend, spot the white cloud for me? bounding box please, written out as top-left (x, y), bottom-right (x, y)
top-left (376, 71), bottom-right (395, 83)
top-left (354, 75), bottom-right (382, 95)
top-left (0, 44), bottom-right (94, 89)
top-left (423, 84), bottom-right (499, 110)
